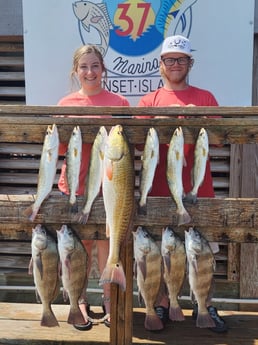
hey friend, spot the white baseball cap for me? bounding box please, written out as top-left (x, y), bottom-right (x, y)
top-left (160, 35), bottom-right (192, 57)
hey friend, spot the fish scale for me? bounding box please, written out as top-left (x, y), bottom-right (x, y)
top-left (29, 224), bottom-right (60, 327)
top-left (100, 124), bottom-right (135, 291)
top-left (133, 226), bottom-right (164, 331)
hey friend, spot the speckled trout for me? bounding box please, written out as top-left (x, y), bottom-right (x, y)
top-left (185, 128), bottom-right (209, 204)
top-left (185, 227), bottom-right (216, 328)
top-left (100, 125), bottom-right (135, 291)
top-left (24, 124), bottom-right (59, 221)
top-left (166, 127), bottom-right (191, 226)
top-left (29, 224), bottom-right (60, 327)
top-left (77, 126), bottom-right (107, 224)
top-left (66, 126), bottom-right (82, 213)
top-left (138, 127), bottom-right (159, 215)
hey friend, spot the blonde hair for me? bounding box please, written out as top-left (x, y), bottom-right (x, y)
top-left (70, 45), bottom-right (107, 89)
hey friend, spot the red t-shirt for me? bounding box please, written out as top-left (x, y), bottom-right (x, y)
top-left (57, 90), bottom-right (129, 195)
top-left (137, 86), bottom-right (218, 197)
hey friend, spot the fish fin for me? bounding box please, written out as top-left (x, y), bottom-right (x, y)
top-left (91, 15), bottom-right (103, 24)
top-left (28, 257), bottom-right (33, 275)
top-left (105, 160), bottom-right (113, 180)
top-left (184, 192), bottom-right (197, 204)
top-left (99, 262), bottom-right (126, 291)
top-left (105, 223), bottom-right (110, 238)
top-left (76, 211), bottom-right (90, 225)
top-left (64, 254), bottom-right (72, 279)
top-left (177, 209), bottom-right (191, 226)
top-left (163, 254), bottom-right (171, 273)
top-left (169, 306), bottom-right (185, 321)
top-left (68, 201), bottom-right (78, 214)
top-left (34, 288), bottom-right (41, 303)
top-left (67, 305), bottom-right (85, 325)
top-left (138, 202), bottom-right (147, 215)
top-left (138, 257), bottom-right (147, 281)
top-left (41, 308), bottom-right (59, 327)
top-left (35, 253), bottom-right (43, 279)
top-left (23, 204), bottom-right (37, 222)
top-left (196, 311), bottom-right (215, 328)
top-left (144, 313), bottom-right (164, 331)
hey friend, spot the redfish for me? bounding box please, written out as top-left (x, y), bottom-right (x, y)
top-left (24, 124), bottom-right (59, 221)
top-left (166, 127), bottom-right (191, 226)
top-left (29, 224), bottom-right (60, 327)
top-left (133, 226), bottom-right (164, 331)
top-left (161, 226), bottom-right (186, 321)
top-left (185, 227), bottom-right (216, 328)
top-left (100, 125), bottom-right (135, 291)
top-left (56, 225), bottom-right (88, 325)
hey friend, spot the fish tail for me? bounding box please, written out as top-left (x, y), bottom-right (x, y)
top-left (169, 306), bottom-right (185, 321)
top-left (144, 313), bottom-right (164, 331)
top-left (99, 262), bottom-right (126, 291)
top-left (184, 192), bottom-right (197, 204)
top-left (76, 211), bottom-right (90, 224)
top-left (68, 202), bottom-right (78, 214)
top-left (23, 204), bottom-right (38, 222)
top-left (67, 305), bottom-right (85, 325)
top-left (196, 311), bottom-right (216, 328)
top-left (177, 209), bottom-right (191, 226)
top-left (41, 307), bottom-right (59, 327)
top-left (138, 202), bottom-right (147, 215)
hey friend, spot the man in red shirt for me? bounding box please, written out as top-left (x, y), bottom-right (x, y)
top-left (137, 35), bottom-right (227, 333)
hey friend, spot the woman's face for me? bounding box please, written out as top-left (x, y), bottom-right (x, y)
top-left (76, 52), bottom-right (103, 94)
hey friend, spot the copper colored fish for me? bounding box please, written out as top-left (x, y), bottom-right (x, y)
top-left (100, 125), bottom-right (135, 291)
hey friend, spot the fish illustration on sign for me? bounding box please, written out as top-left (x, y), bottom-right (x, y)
top-left (73, 1), bottom-right (113, 56)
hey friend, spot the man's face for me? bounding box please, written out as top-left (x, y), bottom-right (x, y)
top-left (160, 53), bottom-right (193, 85)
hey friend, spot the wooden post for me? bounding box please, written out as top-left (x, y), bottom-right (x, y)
top-left (229, 144), bottom-right (258, 311)
top-left (109, 237), bottom-right (133, 345)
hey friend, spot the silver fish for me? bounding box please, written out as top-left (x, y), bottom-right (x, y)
top-left (185, 128), bottom-right (209, 203)
top-left (57, 224), bottom-right (88, 325)
top-left (66, 126), bottom-right (82, 213)
top-left (133, 226), bottom-right (164, 331)
top-left (29, 224), bottom-right (60, 327)
top-left (77, 126), bottom-right (107, 224)
top-left (73, 1), bottom-right (112, 56)
top-left (161, 226), bottom-right (186, 321)
top-left (166, 127), bottom-right (191, 225)
top-left (185, 227), bottom-right (216, 328)
top-left (24, 124), bottom-right (59, 221)
top-left (138, 127), bottom-right (159, 215)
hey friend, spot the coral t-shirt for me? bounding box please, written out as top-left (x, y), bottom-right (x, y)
top-left (58, 90), bottom-right (129, 195)
top-left (137, 86), bottom-right (218, 197)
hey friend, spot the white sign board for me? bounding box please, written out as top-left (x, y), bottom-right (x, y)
top-left (22, 0), bottom-right (255, 106)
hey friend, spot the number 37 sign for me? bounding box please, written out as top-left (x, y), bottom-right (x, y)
top-left (23, 0), bottom-right (255, 106)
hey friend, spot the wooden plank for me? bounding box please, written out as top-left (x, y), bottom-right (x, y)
top-left (0, 198), bottom-right (257, 242)
top-left (0, 255), bottom-right (29, 269)
top-left (1, 303), bottom-right (258, 345)
top-left (240, 243), bottom-right (258, 311)
top-left (0, 86), bottom-right (25, 96)
top-left (0, 56), bottom-right (24, 67)
top-left (0, 241), bottom-right (30, 254)
top-left (227, 243), bottom-right (240, 281)
top-left (0, 71), bottom-right (25, 81)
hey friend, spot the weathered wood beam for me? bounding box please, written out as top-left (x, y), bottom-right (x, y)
top-left (0, 196), bottom-right (257, 242)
